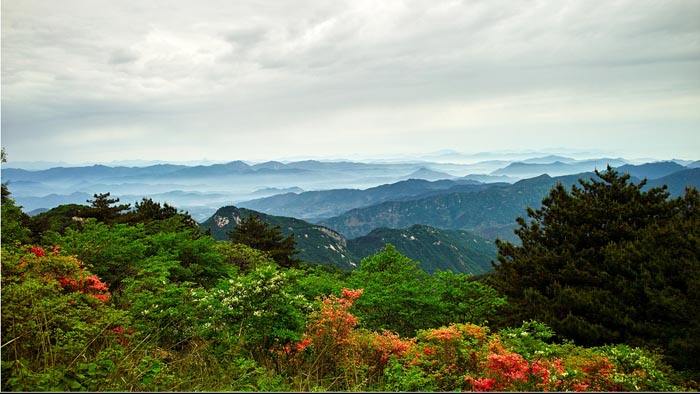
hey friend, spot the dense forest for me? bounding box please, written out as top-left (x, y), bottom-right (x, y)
top-left (1, 165), bottom-right (698, 391)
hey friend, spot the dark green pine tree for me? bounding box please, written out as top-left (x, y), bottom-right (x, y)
top-left (229, 214), bottom-right (300, 268)
top-left (85, 192), bottom-right (131, 223)
top-left (489, 166), bottom-right (699, 372)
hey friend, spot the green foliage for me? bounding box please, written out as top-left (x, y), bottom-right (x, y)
top-left (347, 224), bottom-right (497, 274)
top-left (383, 358), bottom-right (437, 391)
top-left (48, 220), bottom-right (147, 291)
top-left (349, 244), bottom-right (506, 336)
top-left (291, 264), bottom-right (348, 302)
top-left (1, 248), bottom-right (128, 391)
top-left (490, 167), bottom-right (700, 372)
top-left (1, 177), bottom-right (695, 391)
top-left (214, 241), bottom-right (274, 272)
top-left (1, 196), bottom-right (32, 247)
top-left (499, 321), bottom-right (558, 360)
top-left (85, 192), bottom-right (131, 223)
top-left (195, 264), bottom-right (312, 355)
top-left (27, 204), bottom-right (88, 241)
top-left (229, 214), bottom-right (300, 268)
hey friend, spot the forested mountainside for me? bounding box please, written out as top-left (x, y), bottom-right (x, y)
top-left (320, 166), bottom-right (700, 240)
top-left (347, 225), bottom-right (496, 274)
top-left (201, 206), bottom-right (496, 273)
top-left (238, 178), bottom-right (483, 219)
top-left (201, 206), bottom-right (357, 269)
top-left (319, 174), bottom-right (578, 239)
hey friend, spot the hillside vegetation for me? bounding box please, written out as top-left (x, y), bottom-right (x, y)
top-left (1, 167), bottom-right (698, 391)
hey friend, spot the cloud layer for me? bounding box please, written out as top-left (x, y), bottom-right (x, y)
top-left (2, 0), bottom-right (699, 162)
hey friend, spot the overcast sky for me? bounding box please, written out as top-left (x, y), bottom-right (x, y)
top-left (2, 0), bottom-right (699, 163)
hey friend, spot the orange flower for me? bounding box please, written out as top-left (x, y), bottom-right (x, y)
top-left (426, 325), bottom-right (462, 342)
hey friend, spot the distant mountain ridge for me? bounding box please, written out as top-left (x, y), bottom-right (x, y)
top-left (238, 178), bottom-right (483, 220)
top-left (616, 161), bottom-right (687, 179)
top-left (319, 167), bottom-right (699, 242)
top-left (491, 158), bottom-right (627, 177)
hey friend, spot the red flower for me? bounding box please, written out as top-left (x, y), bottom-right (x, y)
top-left (91, 294), bottom-right (110, 303)
top-left (530, 360), bottom-right (551, 385)
top-left (29, 246), bottom-right (45, 257)
top-left (51, 245), bottom-right (61, 255)
top-left (469, 377), bottom-right (496, 391)
top-left (295, 337), bottom-right (312, 352)
top-left (487, 352), bottom-right (529, 383)
top-left (340, 288), bottom-right (364, 301)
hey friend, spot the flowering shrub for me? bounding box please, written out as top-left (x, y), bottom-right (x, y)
top-left (1, 248), bottom-right (129, 391)
top-left (195, 264), bottom-right (311, 354)
top-left (29, 245), bottom-right (46, 257)
top-left (58, 273), bottom-right (111, 303)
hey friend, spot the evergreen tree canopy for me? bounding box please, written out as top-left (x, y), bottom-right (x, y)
top-left (127, 198), bottom-right (198, 229)
top-left (229, 214), bottom-right (299, 268)
top-left (85, 192), bottom-right (131, 223)
top-left (490, 167), bottom-right (700, 371)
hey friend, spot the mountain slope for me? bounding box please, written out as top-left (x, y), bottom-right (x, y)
top-left (201, 206), bottom-right (497, 274)
top-left (347, 225), bottom-right (496, 274)
top-left (400, 167), bottom-right (456, 181)
top-left (646, 168), bottom-right (700, 196)
top-left (319, 168), bottom-right (699, 242)
top-left (616, 161), bottom-right (686, 179)
top-left (491, 158), bottom-right (626, 177)
top-left (238, 178), bottom-right (481, 220)
top-left (319, 173), bottom-right (598, 240)
top-left (201, 206), bottom-right (357, 269)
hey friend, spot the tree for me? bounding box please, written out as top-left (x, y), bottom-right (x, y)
top-left (125, 198), bottom-right (198, 230)
top-left (348, 245), bottom-right (506, 336)
top-left (229, 214), bottom-right (299, 268)
top-left (0, 148), bottom-right (31, 245)
top-left (2, 148), bottom-right (10, 203)
top-left (85, 192), bottom-right (131, 223)
top-left (489, 167), bottom-right (700, 372)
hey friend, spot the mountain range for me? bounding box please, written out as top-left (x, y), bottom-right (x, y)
top-left (319, 166), bottom-right (700, 241)
top-left (200, 206), bottom-right (496, 274)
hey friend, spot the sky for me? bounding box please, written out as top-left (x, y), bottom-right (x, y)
top-left (2, 0), bottom-right (699, 164)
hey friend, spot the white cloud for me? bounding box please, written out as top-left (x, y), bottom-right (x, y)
top-left (1, 0), bottom-right (699, 162)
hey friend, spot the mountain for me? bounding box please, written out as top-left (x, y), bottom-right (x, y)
top-left (200, 206), bottom-right (497, 274)
top-left (615, 161), bottom-right (687, 179)
top-left (249, 186), bottom-right (304, 197)
top-left (167, 161), bottom-right (254, 178)
top-left (686, 161), bottom-right (700, 169)
top-left (647, 168), bottom-right (700, 196)
top-left (521, 155), bottom-right (577, 164)
top-left (319, 168), bottom-right (699, 242)
top-left (491, 158), bottom-right (627, 178)
top-left (347, 225), bottom-right (496, 274)
top-left (319, 173), bottom-right (599, 240)
top-left (200, 206), bottom-right (357, 269)
top-left (400, 167), bottom-right (456, 181)
top-left (238, 178), bottom-right (481, 220)
top-left (459, 174), bottom-right (518, 183)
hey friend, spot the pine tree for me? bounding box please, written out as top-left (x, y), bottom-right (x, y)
top-left (229, 214), bottom-right (300, 268)
top-left (489, 166), bottom-right (700, 372)
top-left (85, 192), bottom-right (131, 223)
